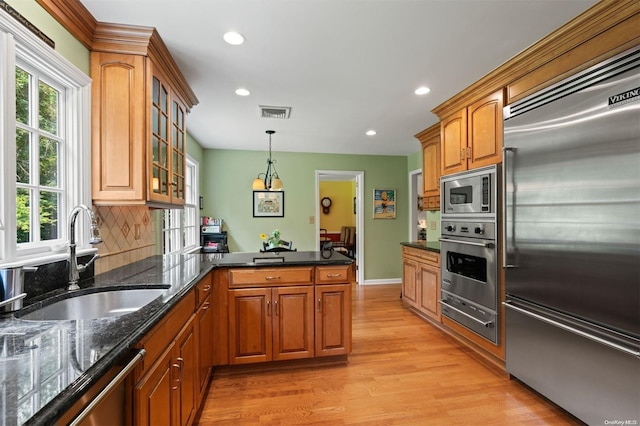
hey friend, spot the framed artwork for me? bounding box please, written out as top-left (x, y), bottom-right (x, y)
top-left (373, 189), bottom-right (396, 219)
top-left (253, 191), bottom-right (285, 217)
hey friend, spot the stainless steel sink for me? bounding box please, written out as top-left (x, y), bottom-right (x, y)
top-left (18, 289), bottom-right (166, 321)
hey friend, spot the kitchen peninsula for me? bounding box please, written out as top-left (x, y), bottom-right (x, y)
top-left (0, 251), bottom-right (353, 425)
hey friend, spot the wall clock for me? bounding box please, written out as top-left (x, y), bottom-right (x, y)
top-left (321, 197), bottom-right (332, 214)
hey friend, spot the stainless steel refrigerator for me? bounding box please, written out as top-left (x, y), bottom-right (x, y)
top-left (503, 47), bottom-right (640, 425)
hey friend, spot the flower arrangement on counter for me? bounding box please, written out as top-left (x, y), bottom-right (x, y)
top-left (260, 229), bottom-right (282, 248)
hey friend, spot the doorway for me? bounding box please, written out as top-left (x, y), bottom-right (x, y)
top-left (409, 169), bottom-right (427, 241)
top-left (316, 170), bottom-right (364, 284)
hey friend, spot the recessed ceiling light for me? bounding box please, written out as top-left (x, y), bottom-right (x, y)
top-left (415, 86), bottom-right (431, 95)
top-left (235, 88), bottom-right (250, 96)
top-left (366, 130), bottom-right (377, 136)
top-left (223, 31), bottom-right (245, 45)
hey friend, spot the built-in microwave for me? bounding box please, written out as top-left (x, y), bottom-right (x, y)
top-left (441, 165), bottom-right (498, 217)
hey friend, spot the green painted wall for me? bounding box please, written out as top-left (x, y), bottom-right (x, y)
top-left (201, 149), bottom-right (408, 281)
top-left (9, 0), bottom-right (90, 74)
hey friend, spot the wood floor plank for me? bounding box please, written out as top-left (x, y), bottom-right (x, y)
top-left (196, 284), bottom-right (581, 425)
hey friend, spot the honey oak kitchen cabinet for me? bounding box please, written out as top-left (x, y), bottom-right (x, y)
top-left (225, 265), bottom-right (352, 365)
top-left (439, 89), bottom-right (504, 176)
top-left (90, 23), bottom-right (198, 207)
top-left (415, 123), bottom-right (441, 211)
top-left (227, 267), bottom-right (316, 364)
top-left (402, 246), bottom-right (441, 322)
top-left (132, 289), bottom-right (198, 426)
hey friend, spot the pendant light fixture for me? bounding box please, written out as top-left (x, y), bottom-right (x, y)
top-left (252, 130), bottom-right (283, 191)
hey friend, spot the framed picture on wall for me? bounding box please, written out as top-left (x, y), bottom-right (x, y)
top-left (373, 189), bottom-right (396, 219)
top-left (253, 191), bottom-right (285, 217)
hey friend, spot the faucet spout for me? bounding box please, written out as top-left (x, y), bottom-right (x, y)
top-left (68, 205), bottom-right (102, 290)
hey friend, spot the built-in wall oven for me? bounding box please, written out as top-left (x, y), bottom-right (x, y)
top-left (440, 165), bottom-right (499, 344)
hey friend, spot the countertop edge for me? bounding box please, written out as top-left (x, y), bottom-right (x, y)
top-left (400, 241), bottom-right (441, 253)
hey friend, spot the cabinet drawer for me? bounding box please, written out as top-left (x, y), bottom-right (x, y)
top-left (229, 267), bottom-right (314, 288)
top-left (403, 247), bottom-right (440, 266)
top-left (315, 265), bottom-right (352, 284)
top-left (196, 272), bottom-right (213, 307)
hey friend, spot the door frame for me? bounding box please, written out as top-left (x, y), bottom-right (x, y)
top-left (315, 170), bottom-right (364, 284)
top-left (409, 168), bottom-right (422, 241)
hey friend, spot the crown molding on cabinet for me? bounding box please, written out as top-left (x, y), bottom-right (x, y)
top-left (92, 22), bottom-right (199, 110)
top-left (414, 123), bottom-right (439, 144)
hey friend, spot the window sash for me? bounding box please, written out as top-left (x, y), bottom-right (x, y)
top-left (161, 157), bottom-right (198, 254)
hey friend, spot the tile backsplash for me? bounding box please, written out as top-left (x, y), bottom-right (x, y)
top-left (94, 206), bottom-right (157, 274)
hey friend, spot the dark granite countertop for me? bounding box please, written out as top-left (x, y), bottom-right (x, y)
top-left (401, 241), bottom-right (441, 253)
top-left (1, 250), bottom-right (351, 425)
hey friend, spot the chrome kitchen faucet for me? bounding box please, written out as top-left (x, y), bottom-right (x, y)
top-left (68, 205), bottom-right (102, 290)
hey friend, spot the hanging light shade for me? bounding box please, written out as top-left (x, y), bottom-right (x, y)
top-left (252, 130), bottom-right (283, 191)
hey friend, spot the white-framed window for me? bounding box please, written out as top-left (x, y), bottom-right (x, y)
top-left (161, 156), bottom-right (199, 254)
top-left (0, 9), bottom-right (91, 265)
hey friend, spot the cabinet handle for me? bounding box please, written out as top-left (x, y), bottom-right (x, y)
top-left (266, 300), bottom-right (271, 316)
top-left (203, 285), bottom-right (212, 292)
top-left (265, 276), bottom-right (281, 280)
top-left (466, 147), bottom-right (471, 159)
top-left (317, 298), bottom-right (322, 313)
top-left (202, 302), bottom-right (210, 311)
top-left (461, 148), bottom-right (465, 160)
top-left (177, 357), bottom-right (185, 382)
top-left (171, 363), bottom-right (180, 390)
top-left (326, 273), bottom-right (342, 278)
top-left (274, 300), bottom-right (279, 316)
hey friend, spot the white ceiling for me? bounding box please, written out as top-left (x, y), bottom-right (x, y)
top-left (80, 0), bottom-right (599, 156)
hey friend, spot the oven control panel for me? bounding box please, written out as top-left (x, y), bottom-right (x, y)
top-left (441, 220), bottom-right (495, 240)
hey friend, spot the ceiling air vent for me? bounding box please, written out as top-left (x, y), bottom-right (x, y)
top-left (259, 105), bottom-right (291, 119)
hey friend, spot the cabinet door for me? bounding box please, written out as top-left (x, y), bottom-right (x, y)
top-left (467, 89), bottom-right (503, 169)
top-left (440, 109), bottom-right (467, 175)
top-left (149, 75), bottom-right (173, 204)
top-left (315, 284), bottom-right (352, 357)
top-left (272, 286), bottom-right (315, 360)
top-left (422, 138), bottom-right (440, 198)
top-left (196, 296), bottom-right (213, 402)
top-left (133, 347), bottom-right (179, 426)
top-left (418, 262), bottom-right (440, 321)
top-left (170, 96), bottom-right (186, 204)
top-left (402, 258), bottom-right (418, 308)
top-left (176, 320), bottom-right (197, 426)
top-left (91, 52), bottom-right (146, 203)
top-left (228, 288), bottom-right (272, 364)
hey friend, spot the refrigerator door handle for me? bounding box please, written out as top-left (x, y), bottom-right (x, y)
top-left (504, 300), bottom-right (640, 358)
top-left (502, 147), bottom-right (517, 269)
top-left (439, 238), bottom-right (494, 248)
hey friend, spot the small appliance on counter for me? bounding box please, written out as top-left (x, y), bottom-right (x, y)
top-left (201, 218), bottom-right (228, 253)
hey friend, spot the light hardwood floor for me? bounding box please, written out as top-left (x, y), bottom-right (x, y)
top-left (196, 284), bottom-right (581, 425)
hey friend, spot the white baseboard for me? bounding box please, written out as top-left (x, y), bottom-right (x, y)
top-left (360, 278), bottom-right (402, 285)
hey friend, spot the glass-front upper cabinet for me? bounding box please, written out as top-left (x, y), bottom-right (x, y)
top-left (90, 25), bottom-right (197, 208)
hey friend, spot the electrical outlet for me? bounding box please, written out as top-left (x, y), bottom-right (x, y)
top-left (309, 216), bottom-right (315, 224)
top-left (430, 221), bottom-right (436, 230)
top-left (134, 224), bottom-right (141, 240)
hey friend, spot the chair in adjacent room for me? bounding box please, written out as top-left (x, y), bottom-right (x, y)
top-left (333, 226), bottom-right (355, 258)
